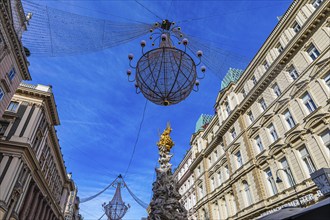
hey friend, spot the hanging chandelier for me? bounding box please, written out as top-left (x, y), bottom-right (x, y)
top-left (127, 20), bottom-right (206, 106)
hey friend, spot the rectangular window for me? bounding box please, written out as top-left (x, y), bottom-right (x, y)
top-left (265, 168), bottom-right (278, 195)
top-left (259, 98), bottom-right (267, 111)
top-left (288, 65), bottom-right (299, 80)
top-left (231, 128), bottom-right (237, 139)
top-left (255, 135), bottom-right (264, 152)
top-left (277, 43), bottom-right (284, 54)
top-left (235, 151), bottom-right (243, 168)
top-left (312, 0), bottom-right (324, 8)
top-left (293, 21), bottom-right (301, 33)
top-left (272, 83), bottom-right (281, 97)
top-left (269, 123), bottom-right (278, 142)
top-left (218, 171), bottom-right (222, 186)
top-left (284, 110), bottom-right (296, 129)
top-left (225, 101), bottom-right (231, 116)
top-left (323, 73), bottom-right (330, 88)
top-left (242, 89), bottom-right (246, 98)
top-left (213, 150), bottom-right (218, 160)
top-left (251, 76), bottom-right (257, 85)
top-left (211, 177), bottom-right (215, 191)
top-left (307, 43), bottom-right (320, 61)
top-left (7, 101), bottom-right (19, 112)
top-left (0, 85), bottom-right (4, 101)
top-left (299, 147), bottom-right (316, 174)
top-left (0, 121), bottom-right (9, 135)
top-left (224, 165), bottom-right (229, 178)
top-left (247, 111), bottom-right (254, 123)
top-left (8, 67), bottom-right (16, 81)
top-left (199, 185), bottom-right (203, 197)
top-left (302, 92), bottom-right (317, 113)
top-left (263, 60), bottom-right (270, 70)
top-left (280, 157), bottom-right (295, 187)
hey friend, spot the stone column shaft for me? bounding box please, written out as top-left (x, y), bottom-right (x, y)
top-left (19, 183), bottom-right (35, 219)
top-left (27, 190), bottom-right (40, 220)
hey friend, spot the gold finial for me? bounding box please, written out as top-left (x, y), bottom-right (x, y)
top-left (157, 122), bottom-right (174, 151)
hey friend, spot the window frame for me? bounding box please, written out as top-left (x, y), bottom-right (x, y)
top-left (268, 123), bottom-right (279, 142)
top-left (292, 21), bottom-right (301, 33)
top-left (301, 92), bottom-right (317, 114)
top-left (0, 85), bottom-right (4, 101)
top-left (306, 43), bottom-right (320, 61)
top-left (284, 109), bottom-right (296, 129)
top-left (272, 83), bottom-right (281, 97)
top-left (255, 135), bottom-right (264, 153)
top-left (6, 101), bottom-right (19, 112)
top-left (259, 98), bottom-right (267, 111)
top-left (8, 67), bottom-right (16, 82)
top-left (288, 65), bottom-right (299, 80)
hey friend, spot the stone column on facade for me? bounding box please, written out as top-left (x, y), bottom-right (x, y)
top-left (26, 190), bottom-right (40, 220)
top-left (33, 196), bottom-right (45, 220)
top-left (44, 207), bottom-right (51, 220)
top-left (0, 156), bottom-right (22, 203)
top-left (59, 187), bottom-right (68, 212)
top-left (18, 182), bottom-right (36, 219)
top-left (39, 203), bottom-right (48, 220)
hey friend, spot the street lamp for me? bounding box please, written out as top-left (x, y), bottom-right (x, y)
top-left (275, 168), bottom-right (303, 208)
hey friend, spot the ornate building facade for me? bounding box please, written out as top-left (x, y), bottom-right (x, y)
top-left (0, 83), bottom-right (81, 220)
top-left (174, 0), bottom-right (329, 219)
top-left (0, 0), bottom-right (31, 117)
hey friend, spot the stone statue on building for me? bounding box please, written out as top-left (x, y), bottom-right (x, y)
top-left (148, 123), bottom-right (188, 220)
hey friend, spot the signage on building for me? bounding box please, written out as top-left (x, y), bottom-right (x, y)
top-left (259, 190), bottom-right (324, 217)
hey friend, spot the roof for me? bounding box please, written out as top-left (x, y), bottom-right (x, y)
top-left (220, 68), bottom-right (244, 90)
top-left (195, 114), bottom-right (213, 132)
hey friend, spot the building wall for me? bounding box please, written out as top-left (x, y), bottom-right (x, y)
top-left (0, 0), bottom-right (31, 117)
top-left (0, 83), bottom-right (79, 220)
top-left (175, 0), bottom-right (329, 219)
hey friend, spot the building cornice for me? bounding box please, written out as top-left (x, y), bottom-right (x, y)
top-left (0, 0), bottom-right (31, 81)
top-left (214, 3), bottom-right (329, 138)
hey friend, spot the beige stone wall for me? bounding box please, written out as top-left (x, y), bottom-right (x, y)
top-left (176, 0), bottom-right (330, 219)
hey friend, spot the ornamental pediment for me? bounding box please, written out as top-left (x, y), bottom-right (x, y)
top-left (256, 155), bottom-right (269, 167)
top-left (269, 139), bottom-right (285, 156)
top-left (248, 125), bottom-right (261, 138)
top-left (290, 79), bottom-right (309, 98)
top-left (309, 57), bottom-right (330, 78)
top-left (304, 110), bottom-right (330, 131)
top-left (260, 113), bottom-right (274, 127)
top-left (285, 125), bottom-right (306, 145)
top-left (273, 98), bottom-right (290, 113)
top-left (228, 142), bottom-right (240, 153)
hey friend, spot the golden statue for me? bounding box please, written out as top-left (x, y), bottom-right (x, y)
top-left (157, 123), bottom-right (174, 151)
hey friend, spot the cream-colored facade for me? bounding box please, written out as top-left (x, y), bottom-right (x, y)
top-left (0, 0), bottom-right (31, 117)
top-left (174, 0), bottom-right (329, 219)
top-left (0, 83), bottom-right (81, 220)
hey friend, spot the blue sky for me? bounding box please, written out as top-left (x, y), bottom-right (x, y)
top-left (22, 0), bottom-right (291, 219)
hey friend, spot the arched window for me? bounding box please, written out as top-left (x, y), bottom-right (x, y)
top-left (242, 181), bottom-right (253, 207)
